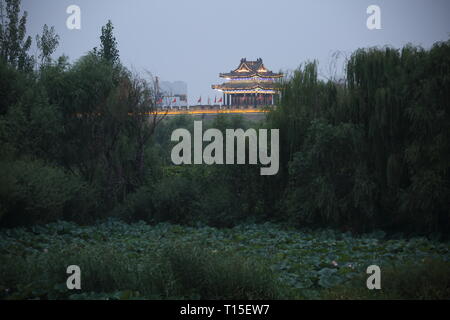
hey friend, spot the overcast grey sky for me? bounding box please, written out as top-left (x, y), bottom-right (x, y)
top-left (22, 0), bottom-right (450, 104)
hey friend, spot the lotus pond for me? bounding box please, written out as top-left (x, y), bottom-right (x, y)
top-left (1, 220), bottom-right (449, 299)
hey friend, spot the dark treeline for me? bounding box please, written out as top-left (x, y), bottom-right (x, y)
top-left (268, 44), bottom-right (450, 235)
top-left (0, 0), bottom-right (449, 236)
top-left (0, 0), bottom-right (164, 226)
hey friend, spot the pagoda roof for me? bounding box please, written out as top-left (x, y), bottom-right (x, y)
top-left (219, 58), bottom-right (283, 79)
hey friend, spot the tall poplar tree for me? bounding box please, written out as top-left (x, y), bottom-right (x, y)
top-left (0, 0), bottom-right (33, 71)
top-left (99, 20), bottom-right (119, 65)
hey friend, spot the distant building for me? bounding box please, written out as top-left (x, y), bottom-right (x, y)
top-left (212, 58), bottom-right (283, 107)
top-left (157, 78), bottom-right (188, 108)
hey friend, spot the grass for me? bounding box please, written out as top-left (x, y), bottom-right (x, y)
top-left (0, 219), bottom-right (449, 300)
top-left (323, 258), bottom-right (450, 300)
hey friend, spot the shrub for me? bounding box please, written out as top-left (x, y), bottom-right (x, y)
top-left (0, 241), bottom-right (284, 300)
top-left (124, 174), bottom-right (201, 224)
top-left (164, 243), bottom-right (284, 299)
top-left (0, 160), bottom-right (99, 227)
top-left (0, 244), bottom-right (173, 300)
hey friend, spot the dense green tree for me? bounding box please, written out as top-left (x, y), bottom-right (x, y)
top-left (0, 58), bottom-right (26, 115)
top-left (273, 40), bottom-right (450, 234)
top-left (0, 0), bottom-right (33, 71)
top-left (98, 20), bottom-right (119, 65)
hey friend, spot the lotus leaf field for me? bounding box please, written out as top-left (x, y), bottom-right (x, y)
top-left (1, 220), bottom-right (449, 300)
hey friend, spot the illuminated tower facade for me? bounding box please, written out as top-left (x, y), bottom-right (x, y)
top-left (212, 58), bottom-right (283, 107)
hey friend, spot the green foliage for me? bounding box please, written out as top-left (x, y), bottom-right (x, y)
top-left (0, 0), bottom-right (34, 71)
top-left (0, 58), bottom-right (24, 115)
top-left (98, 20), bottom-right (119, 65)
top-left (324, 259), bottom-right (450, 300)
top-left (121, 173), bottom-right (200, 224)
top-left (0, 221), bottom-right (286, 300)
top-left (0, 0), bottom-right (448, 283)
top-left (1, 220), bottom-right (449, 300)
top-left (164, 243), bottom-right (281, 299)
top-left (0, 160), bottom-right (98, 226)
top-left (285, 120), bottom-right (376, 230)
top-left (35, 24), bottom-right (59, 65)
top-left (272, 41), bottom-right (450, 234)
top-left (0, 2), bottom-right (449, 301)
top-left (150, 174), bottom-right (201, 223)
top-left (119, 114), bottom-right (270, 227)
top-left (0, 1), bottom-right (163, 227)
top-left (0, 89), bottom-right (63, 160)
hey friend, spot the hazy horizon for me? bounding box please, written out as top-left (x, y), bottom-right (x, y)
top-left (22, 0), bottom-right (450, 104)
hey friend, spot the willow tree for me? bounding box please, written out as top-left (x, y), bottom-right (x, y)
top-left (270, 40), bottom-right (450, 234)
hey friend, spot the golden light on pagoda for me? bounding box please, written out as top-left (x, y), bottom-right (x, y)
top-left (212, 58), bottom-right (283, 107)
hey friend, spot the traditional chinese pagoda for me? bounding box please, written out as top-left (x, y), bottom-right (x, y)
top-left (212, 58), bottom-right (283, 107)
